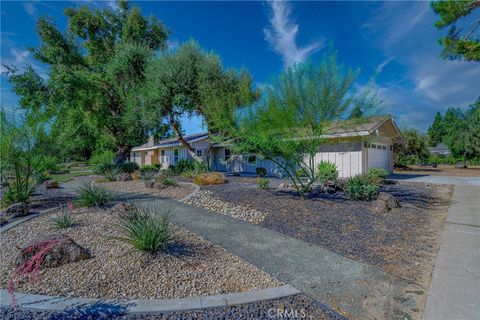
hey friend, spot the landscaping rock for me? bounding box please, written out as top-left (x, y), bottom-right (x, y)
top-left (371, 192), bottom-right (400, 213)
top-left (111, 202), bottom-right (136, 214)
top-left (17, 235), bottom-right (91, 269)
top-left (116, 173), bottom-right (132, 181)
top-left (144, 180), bottom-right (155, 188)
top-left (44, 180), bottom-right (59, 189)
top-left (1, 202), bottom-right (29, 218)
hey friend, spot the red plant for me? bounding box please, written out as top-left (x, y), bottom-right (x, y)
top-left (7, 237), bottom-right (66, 307)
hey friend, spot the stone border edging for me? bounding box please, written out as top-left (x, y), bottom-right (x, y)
top-left (178, 181), bottom-right (200, 203)
top-left (0, 286), bottom-right (300, 314)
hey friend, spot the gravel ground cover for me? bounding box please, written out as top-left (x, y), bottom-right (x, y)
top-left (201, 180), bottom-right (452, 287)
top-left (0, 294), bottom-right (346, 320)
top-left (185, 190), bottom-right (267, 224)
top-left (99, 180), bottom-right (195, 200)
top-left (0, 207), bottom-right (279, 300)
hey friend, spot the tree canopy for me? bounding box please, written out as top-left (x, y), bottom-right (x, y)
top-left (4, 1), bottom-right (169, 160)
top-left (431, 0), bottom-right (480, 61)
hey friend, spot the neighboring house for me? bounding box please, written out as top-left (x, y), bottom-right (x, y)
top-left (130, 115), bottom-right (404, 178)
top-left (428, 143), bottom-right (452, 156)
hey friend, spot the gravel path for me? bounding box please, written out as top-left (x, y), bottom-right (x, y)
top-left (0, 294), bottom-right (346, 319)
top-left (0, 206), bottom-right (279, 300)
top-left (99, 180), bottom-right (196, 200)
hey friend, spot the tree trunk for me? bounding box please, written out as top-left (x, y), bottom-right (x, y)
top-left (114, 145), bottom-right (131, 164)
top-left (169, 114), bottom-right (204, 163)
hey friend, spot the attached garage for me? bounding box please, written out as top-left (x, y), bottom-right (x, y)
top-left (367, 143), bottom-right (391, 171)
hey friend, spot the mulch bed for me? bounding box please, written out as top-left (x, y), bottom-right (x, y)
top-left (203, 181), bottom-right (452, 286)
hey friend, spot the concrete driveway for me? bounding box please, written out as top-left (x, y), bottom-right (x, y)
top-left (389, 173), bottom-right (480, 186)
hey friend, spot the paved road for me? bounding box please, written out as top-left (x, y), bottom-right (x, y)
top-left (424, 184), bottom-right (480, 320)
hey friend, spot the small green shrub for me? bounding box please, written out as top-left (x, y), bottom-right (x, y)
top-left (161, 178), bottom-right (178, 187)
top-left (141, 170), bottom-right (156, 181)
top-left (367, 168), bottom-right (389, 185)
top-left (94, 163), bottom-right (116, 175)
top-left (104, 166), bottom-right (121, 182)
top-left (345, 174), bottom-right (379, 201)
top-left (89, 150), bottom-right (115, 166)
top-left (111, 204), bottom-right (174, 253)
top-left (316, 161), bottom-right (338, 184)
top-left (258, 178), bottom-right (269, 190)
top-left (256, 167), bottom-right (267, 177)
top-left (77, 183), bottom-right (114, 207)
top-left (140, 165), bottom-right (158, 173)
top-left (50, 203), bottom-right (76, 229)
top-left (119, 162), bottom-right (139, 173)
top-left (34, 155), bottom-right (60, 173)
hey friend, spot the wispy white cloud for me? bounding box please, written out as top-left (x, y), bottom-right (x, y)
top-left (362, 1), bottom-right (480, 131)
top-left (22, 2), bottom-right (37, 18)
top-left (264, 1), bottom-right (324, 67)
top-left (167, 39), bottom-right (179, 50)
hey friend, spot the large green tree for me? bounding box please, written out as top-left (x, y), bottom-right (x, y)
top-left (431, 0), bottom-right (480, 61)
top-left (4, 1), bottom-right (169, 161)
top-left (141, 41), bottom-right (258, 162)
top-left (427, 112), bottom-right (446, 146)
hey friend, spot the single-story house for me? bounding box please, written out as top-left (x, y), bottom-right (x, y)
top-left (130, 115), bottom-right (404, 178)
top-left (428, 143), bottom-right (451, 156)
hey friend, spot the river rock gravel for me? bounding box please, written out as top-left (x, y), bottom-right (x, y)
top-left (0, 207), bottom-right (279, 300)
top-left (184, 190), bottom-right (268, 224)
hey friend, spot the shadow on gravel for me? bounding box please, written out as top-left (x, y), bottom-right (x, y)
top-left (60, 300), bottom-right (135, 318)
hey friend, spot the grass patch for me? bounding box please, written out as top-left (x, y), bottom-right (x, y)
top-left (111, 204), bottom-right (174, 254)
top-left (50, 204), bottom-right (76, 229)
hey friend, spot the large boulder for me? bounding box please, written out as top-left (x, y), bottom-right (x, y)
top-left (17, 235), bottom-right (91, 268)
top-left (1, 202), bottom-right (29, 218)
top-left (371, 192), bottom-right (400, 213)
top-left (116, 173), bottom-right (132, 181)
top-left (44, 180), bottom-right (59, 189)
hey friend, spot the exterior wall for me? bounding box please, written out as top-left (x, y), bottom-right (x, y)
top-left (314, 140), bottom-right (363, 178)
top-left (211, 147), bottom-right (281, 175)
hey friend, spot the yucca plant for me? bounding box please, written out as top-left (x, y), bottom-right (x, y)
top-left (111, 204), bottom-right (174, 254)
top-left (77, 183), bottom-right (114, 207)
top-left (51, 202), bottom-right (76, 229)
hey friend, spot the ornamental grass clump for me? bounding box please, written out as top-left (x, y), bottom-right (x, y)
top-left (51, 202), bottom-right (76, 229)
top-left (194, 172), bottom-right (225, 185)
top-left (77, 183), bottom-right (114, 207)
top-left (366, 168), bottom-right (389, 185)
top-left (258, 178), bottom-right (269, 190)
top-left (345, 174), bottom-right (379, 201)
top-left (111, 204), bottom-right (174, 254)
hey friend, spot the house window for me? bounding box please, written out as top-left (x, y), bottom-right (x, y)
top-left (248, 154), bottom-right (256, 164)
top-left (196, 149), bottom-right (203, 157)
top-left (160, 150), bottom-right (165, 163)
top-left (174, 149), bottom-right (179, 163)
top-left (377, 145), bottom-right (382, 150)
top-left (224, 149), bottom-right (231, 161)
top-left (382, 145), bottom-right (386, 150)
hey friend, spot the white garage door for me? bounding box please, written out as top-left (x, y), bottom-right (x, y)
top-left (368, 143), bottom-right (389, 170)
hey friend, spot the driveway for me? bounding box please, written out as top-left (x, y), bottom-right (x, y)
top-left (389, 173), bottom-right (480, 186)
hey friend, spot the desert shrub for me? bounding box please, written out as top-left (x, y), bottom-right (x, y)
top-left (89, 150), bottom-right (115, 166)
top-left (345, 174), bottom-right (379, 201)
top-left (169, 159), bottom-right (195, 175)
top-left (141, 170), bottom-right (156, 181)
top-left (131, 171), bottom-right (141, 180)
top-left (140, 165), bottom-right (158, 173)
top-left (258, 178), bottom-right (269, 189)
top-left (119, 162), bottom-right (139, 173)
top-left (367, 168), bottom-right (389, 184)
top-left (316, 161), bottom-right (338, 184)
top-left (256, 167), bottom-right (267, 177)
top-left (161, 177), bottom-right (178, 187)
top-left (50, 203), bottom-right (76, 229)
top-left (77, 183), bottom-right (113, 207)
top-left (194, 172), bottom-right (225, 185)
top-left (33, 155), bottom-right (59, 173)
top-left (104, 166), bottom-right (121, 182)
top-left (111, 204), bottom-right (174, 253)
top-left (94, 163), bottom-right (116, 175)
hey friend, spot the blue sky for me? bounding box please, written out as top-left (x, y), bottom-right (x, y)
top-left (1, 1), bottom-right (479, 133)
